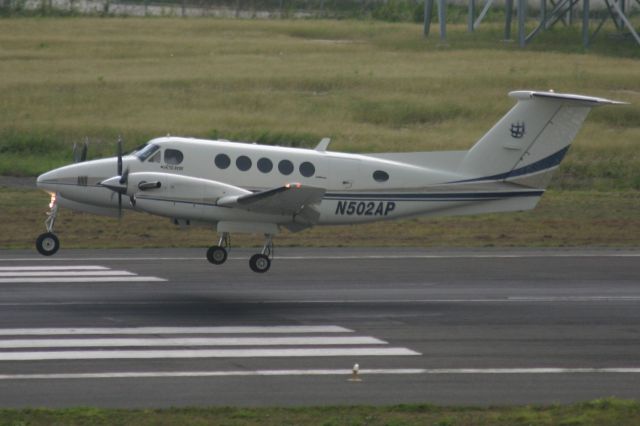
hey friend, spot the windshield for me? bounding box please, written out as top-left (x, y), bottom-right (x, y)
top-left (135, 144), bottom-right (160, 162)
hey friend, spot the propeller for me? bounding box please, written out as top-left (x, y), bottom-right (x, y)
top-left (100, 136), bottom-right (129, 218)
top-left (117, 135), bottom-right (123, 176)
top-left (81, 138), bottom-right (88, 162)
top-left (72, 138), bottom-right (89, 163)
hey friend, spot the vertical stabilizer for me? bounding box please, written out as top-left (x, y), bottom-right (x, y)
top-left (457, 91), bottom-right (623, 187)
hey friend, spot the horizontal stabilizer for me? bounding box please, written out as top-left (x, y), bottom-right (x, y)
top-left (509, 90), bottom-right (627, 106)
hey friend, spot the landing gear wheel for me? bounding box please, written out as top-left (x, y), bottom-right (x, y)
top-left (206, 246), bottom-right (228, 265)
top-left (249, 254), bottom-right (271, 273)
top-left (36, 232), bottom-right (60, 256)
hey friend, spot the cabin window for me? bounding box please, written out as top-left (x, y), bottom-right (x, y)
top-left (236, 155), bottom-right (252, 171)
top-left (257, 158), bottom-right (273, 173)
top-left (135, 144), bottom-right (159, 162)
top-left (278, 159), bottom-right (294, 175)
top-left (299, 162), bottom-right (315, 178)
top-left (148, 151), bottom-right (161, 163)
top-left (164, 149), bottom-right (184, 165)
top-left (373, 170), bottom-right (389, 182)
top-left (215, 153), bottom-right (231, 169)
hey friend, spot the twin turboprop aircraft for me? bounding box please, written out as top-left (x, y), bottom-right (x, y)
top-left (35, 90), bottom-right (622, 272)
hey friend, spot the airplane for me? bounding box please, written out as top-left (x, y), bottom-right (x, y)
top-left (35, 90), bottom-right (624, 272)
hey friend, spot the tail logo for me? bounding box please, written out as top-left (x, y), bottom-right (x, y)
top-left (510, 122), bottom-right (526, 139)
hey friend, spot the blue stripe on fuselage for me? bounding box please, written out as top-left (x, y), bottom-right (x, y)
top-left (323, 190), bottom-right (543, 201)
top-left (451, 146), bottom-right (570, 184)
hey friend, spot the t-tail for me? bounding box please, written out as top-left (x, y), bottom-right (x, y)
top-left (456, 90), bottom-right (625, 189)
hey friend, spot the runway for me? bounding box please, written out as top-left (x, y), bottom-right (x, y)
top-left (0, 247), bottom-right (639, 408)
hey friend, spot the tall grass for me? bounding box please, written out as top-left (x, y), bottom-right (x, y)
top-left (0, 18), bottom-right (639, 187)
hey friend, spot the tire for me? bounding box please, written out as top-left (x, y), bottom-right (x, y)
top-left (206, 246), bottom-right (227, 265)
top-left (249, 254), bottom-right (271, 273)
top-left (36, 232), bottom-right (60, 256)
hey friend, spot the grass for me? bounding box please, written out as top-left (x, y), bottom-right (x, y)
top-left (0, 398), bottom-right (639, 425)
top-left (0, 17), bottom-right (638, 249)
top-left (3, 187), bottom-right (639, 249)
top-left (0, 18), bottom-right (639, 189)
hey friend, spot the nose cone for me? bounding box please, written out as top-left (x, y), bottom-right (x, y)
top-left (37, 166), bottom-right (74, 193)
top-left (37, 157), bottom-right (123, 193)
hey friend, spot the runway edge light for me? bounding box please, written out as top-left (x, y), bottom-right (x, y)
top-left (348, 363), bottom-right (362, 382)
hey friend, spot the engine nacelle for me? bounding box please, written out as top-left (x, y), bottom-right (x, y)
top-left (126, 172), bottom-right (250, 203)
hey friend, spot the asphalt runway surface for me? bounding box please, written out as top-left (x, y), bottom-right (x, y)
top-left (0, 247), bottom-right (639, 408)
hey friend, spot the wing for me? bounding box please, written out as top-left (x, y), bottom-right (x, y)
top-left (217, 183), bottom-right (326, 224)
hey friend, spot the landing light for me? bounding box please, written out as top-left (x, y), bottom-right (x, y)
top-left (48, 193), bottom-right (57, 209)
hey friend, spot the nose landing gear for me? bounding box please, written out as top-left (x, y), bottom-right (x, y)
top-left (36, 195), bottom-right (60, 256)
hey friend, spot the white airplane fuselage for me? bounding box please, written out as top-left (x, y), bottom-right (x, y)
top-left (34, 91), bottom-right (624, 271)
top-left (37, 136), bottom-right (542, 229)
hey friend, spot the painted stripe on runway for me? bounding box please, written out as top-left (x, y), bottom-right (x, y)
top-left (0, 326), bottom-right (353, 335)
top-left (0, 266), bottom-right (109, 271)
top-left (1, 367), bottom-right (639, 380)
top-left (0, 265), bottom-right (165, 283)
top-left (0, 336), bottom-right (385, 348)
top-left (0, 277), bottom-right (166, 283)
top-left (0, 271), bottom-right (136, 277)
top-left (0, 347), bottom-right (420, 360)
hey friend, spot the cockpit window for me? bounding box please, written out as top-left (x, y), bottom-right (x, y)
top-left (148, 151), bottom-right (161, 163)
top-left (135, 144), bottom-right (160, 162)
top-left (165, 149), bottom-right (184, 165)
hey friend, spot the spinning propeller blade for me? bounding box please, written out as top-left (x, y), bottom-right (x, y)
top-left (72, 143), bottom-right (79, 163)
top-left (117, 136), bottom-right (123, 176)
top-left (72, 138), bottom-right (89, 163)
top-left (80, 138), bottom-right (88, 162)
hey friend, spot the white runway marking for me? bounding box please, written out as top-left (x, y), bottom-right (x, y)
top-left (0, 265), bottom-right (165, 283)
top-left (0, 277), bottom-right (166, 283)
top-left (0, 336), bottom-right (386, 348)
top-left (0, 266), bottom-right (109, 271)
top-left (0, 325), bottom-right (418, 361)
top-left (0, 271), bottom-right (136, 277)
top-left (0, 325), bottom-right (352, 335)
top-left (0, 347), bottom-right (419, 361)
top-left (1, 367), bottom-right (639, 380)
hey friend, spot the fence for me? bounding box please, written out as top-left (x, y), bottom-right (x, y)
top-left (2, 0), bottom-right (428, 18)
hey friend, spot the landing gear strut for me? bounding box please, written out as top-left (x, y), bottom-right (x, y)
top-left (36, 194), bottom-right (60, 256)
top-left (206, 232), bottom-right (230, 265)
top-left (206, 232), bottom-right (274, 273)
top-left (249, 234), bottom-right (273, 273)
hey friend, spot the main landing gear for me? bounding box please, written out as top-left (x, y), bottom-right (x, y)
top-left (249, 234), bottom-right (273, 274)
top-left (206, 232), bottom-right (230, 265)
top-left (206, 232), bottom-right (274, 273)
top-left (36, 194), bottom-right (60, 256)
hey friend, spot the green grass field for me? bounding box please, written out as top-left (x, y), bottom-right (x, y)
top-left (0, 398), bottom-right (639, 425)
top-left (1, 17), bottom-right (639, 249)
top-left (0, 18), bottom-right (639, 189)
top-left (3, 187), bottom-right (639, 249)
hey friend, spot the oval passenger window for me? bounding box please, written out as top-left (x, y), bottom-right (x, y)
top-left (299, 162), bottom-right (315, 177)
top-left (373, 170), bottom-right (389, 182)
top-left (278, 160), bottom-right (294, 175)
top-left (257, 158), bottom-right (273, 173)
top-left (165, 149), bottom-right (184, 165)
top-left (215, 153), bottom-right (231, 169)
top-left (236, 155), bottom-right (252, 171)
